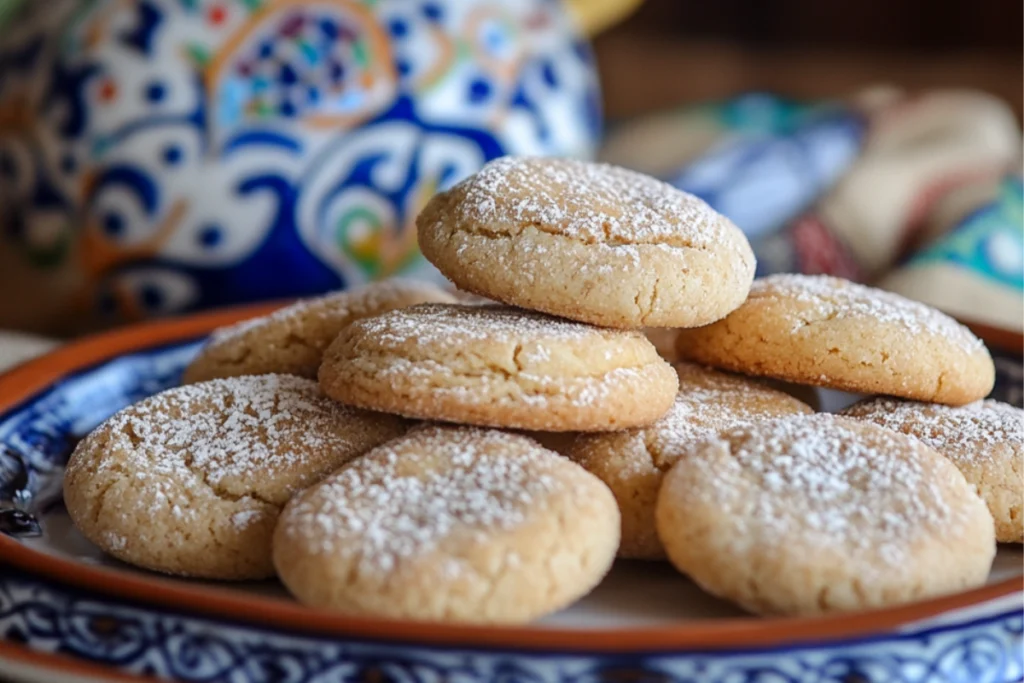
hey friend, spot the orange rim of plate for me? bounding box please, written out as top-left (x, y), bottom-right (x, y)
top-left (0, 303), bottom-right (1021, 654)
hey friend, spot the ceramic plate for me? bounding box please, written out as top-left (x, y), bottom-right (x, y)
top-left (1, 305), bottom-right (1021, 683)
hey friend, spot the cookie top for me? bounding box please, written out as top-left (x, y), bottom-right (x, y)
top-left (273, 426), bottom-right (620, 623)
top-left (675, 274), bottom-right (994, 405)
top-left (417, 157), bottom-right (755, 329)
top-left (318, 303), bottom-right (679, 431)
top-left (569, 363), bottom-right (813, 559)
top-left (655, 414), bottom-right (995, 615)
top-left (182, 279), bottom-right (456, 383)
top-left (63, 375), bottom-right (407, 580)
top-left (841, 397), bottom-right (1023, 542)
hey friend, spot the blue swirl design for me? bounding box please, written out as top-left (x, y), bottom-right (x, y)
top-left (0, 570), bottom-right (1021, 683)
top-left (0, 0), bottom-right (602, 327)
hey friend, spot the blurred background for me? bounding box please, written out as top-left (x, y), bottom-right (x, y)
top-left (593, 0), bottom-right (1022, 121)
top-left (1, 0), bottom-right (1020, 111)
top-left (0, 0), bottom-right (1019, 361)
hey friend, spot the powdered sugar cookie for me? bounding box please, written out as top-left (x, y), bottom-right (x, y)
top-left (63, 375), bottom-right (407, 580)
top-left (569, 363), bottom-right (813, 559)
top-left (841, 398), bottom-right (1024, 543)
top-left (318, 303), bottom-right (679, 431)
top-left (417, 157), bottom-right (755, 329)
top-left (674, 274), bottom-right (994, 405)
top-left (273, 426), bottom-right (620, 623)
top-left (182, 279), bottom-right (456, 384)
top-left (656, 414), bottom-right (995, 615)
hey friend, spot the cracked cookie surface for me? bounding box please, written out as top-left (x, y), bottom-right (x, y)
top-left (841, 397), bottom-right (1024, 543)
top-left (273, 426), bottom-right (620, 623)
top-left (674, 274), bottom-right (994, 405)
top-left (416, 156), bottom-right (755, 329)
top-left (655, 414), bottom-right (995, 616)
top-left (318, 303), bottom-right (679, 431)
top-left (63, 375), bottom-right (407, 580)
top-left (182, 279), bottom-right (456, 384)
top-left (569, 363), bottom-right (813, 559)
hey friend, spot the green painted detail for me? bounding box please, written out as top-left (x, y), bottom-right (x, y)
top-left (909, 177), bottom-right (1024, 292)
top-left (352, 40), bottom-right (369, 69)
top-left (186, 43), bottom-right (212, 68)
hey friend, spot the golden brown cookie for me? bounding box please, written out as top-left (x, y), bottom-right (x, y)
top-left (568, 363), bottom-right (813, 559)
top-left (417, 157), bottom-right (755, 329)
top-left (182, 279), bottom-right (456, 383)
top-left (319, 303), bottom-right (679, 431)
top-left (841, 397), bottom-right (1024, 543)
top-left (674, 274), bottom-right (994, 405)
top-left (656, 414), bottom-right (995, 616)
top-left (273, 426), bottom-right (620, 623)
top-left (63, 375), bottom-right (407, 580)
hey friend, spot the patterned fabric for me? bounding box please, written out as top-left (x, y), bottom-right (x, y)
top-left (604, 89), bottom-right (1024, 333)
top-left (0, 0), bottom-right (600, 334)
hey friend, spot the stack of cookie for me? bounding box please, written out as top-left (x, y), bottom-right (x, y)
top-left (64, 157), bottom-right (1021, 624)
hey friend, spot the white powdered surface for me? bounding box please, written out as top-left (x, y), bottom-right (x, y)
top-left (842, 398), bottom-right (1024, 463)
top-left (695, 415), bottom-right (971, 565)
top-left (282, 428), bottom-right (566, 574)
top-left (755, 274), bottom-right (986, 353)
top-left (446, 156), bottom-right (730, 248)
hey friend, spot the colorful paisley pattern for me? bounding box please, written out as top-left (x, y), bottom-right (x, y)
top-left (0, 0), bottom-right (600, 332)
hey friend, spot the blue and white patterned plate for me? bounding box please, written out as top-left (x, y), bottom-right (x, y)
top-left (0, 306), bottom-right (1021, 683)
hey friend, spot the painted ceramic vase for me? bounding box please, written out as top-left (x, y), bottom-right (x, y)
top-left (0, 0), bottom-right (602, 334)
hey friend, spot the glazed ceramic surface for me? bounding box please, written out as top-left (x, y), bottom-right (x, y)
top-left (0, 308), bottom-right (1021, 683)
top-left (0, 0), bottom-right (600, 334)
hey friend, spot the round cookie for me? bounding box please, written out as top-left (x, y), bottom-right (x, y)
top-left (674, 274), bottom-right (994, 405)
top-left (273, 426), bottom-right (620, 623)
top-left (569, 363), bottom-right (813, 559)
top-left (182, 279), bottom-right (456, 384)
top-left (841, 397), bottom-right (1024, 543)
top-left (64, 375), bottom-right (407, 580)
top-left (319, 303), bottom-right (679, 431)
top-left (655, 414), bottom-right (995, 616)
top-left (417, 156), bottom-right (755, 329)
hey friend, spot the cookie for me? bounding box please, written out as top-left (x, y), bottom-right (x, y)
top-left (841, 397), bottom-right (1024, 543)
top-left (417, 157), bottom-right (755, 329)
top-left (63, 375), bottom-right (407, 580)
top-left (319, 303), bottom-right (679, 431)
top-left (674, 274), bottom-right (994, 405)
top-left (569, 363), bottom-right (813, 559)
top-left (273, 426), bottom-right (620, 623)
top-left (182, 279), bottom-right (456, 384)
top-left (655, 415), bottom-right (995, 615)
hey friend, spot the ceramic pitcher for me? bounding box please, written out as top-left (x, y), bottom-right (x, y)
top-left (0, 0), bottom-right (638, 334)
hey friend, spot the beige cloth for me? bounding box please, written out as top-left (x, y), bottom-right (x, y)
top-left (0, 331), bottom-right (57, 372)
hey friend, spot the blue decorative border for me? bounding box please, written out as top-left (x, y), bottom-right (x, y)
top-left (1, 567), bottom-right (1022, 683)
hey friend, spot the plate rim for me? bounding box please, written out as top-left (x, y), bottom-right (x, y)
top-left (0, 303), bottom-right (1021, 653)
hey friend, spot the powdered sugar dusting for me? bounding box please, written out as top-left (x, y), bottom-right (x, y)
top-left (755, 274), bottom-right (985, 353)
top-left (339, 304), bottom-right (661, 417)
top-left (642, 367), bottom-right (811, 469)
top-left (281, 428), bottom-right (569, 573)
top-left (355, 303), bottom-right (633, 347)
top-left (70, 374), bottom-right (399, 517)
top-left (439, 156), bottom-right (732, 248)
top-left (696, 415), bottom-right (965, 565)
top-left (841, 398), bottom-right (1024, 463)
